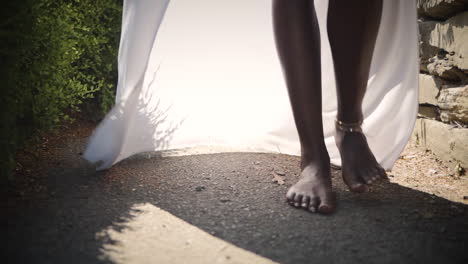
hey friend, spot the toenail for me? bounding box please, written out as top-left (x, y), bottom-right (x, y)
top-left (301, 202), bottom-right (307, 207)
top-left (319, 205), bottom-right (329, 210)
top-left (319, 205), bottom-right (334, 214)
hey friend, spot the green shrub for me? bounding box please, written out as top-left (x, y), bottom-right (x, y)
top-left (0, 0), bottom-right (122, 179)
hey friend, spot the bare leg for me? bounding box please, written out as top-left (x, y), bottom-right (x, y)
top-left (273, 0), bottom-right (335, 214)
top-left (327, 0), bottom-right (387, 192)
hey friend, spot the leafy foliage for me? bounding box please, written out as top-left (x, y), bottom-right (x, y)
top-left (0, 0), bottom-right (122, 179)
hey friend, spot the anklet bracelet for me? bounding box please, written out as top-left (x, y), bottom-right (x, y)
top-left (335, 119), bottom-right (363, 133)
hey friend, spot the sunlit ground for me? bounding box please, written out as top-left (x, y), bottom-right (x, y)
top-left (391, 143), bottom-right (468, 205)
top-left (97, 203), bottom-right (276, 264)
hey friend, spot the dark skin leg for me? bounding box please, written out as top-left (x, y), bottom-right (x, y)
top-left (327, 0), bottom-right (387, 192)
top-left (273, 0), bottom-right (387, 213)
top-left (273, 0), bottom-right (335, 214)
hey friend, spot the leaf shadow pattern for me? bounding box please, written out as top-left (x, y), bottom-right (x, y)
top-left (430, 11), bottom-right (468, 49)
top-left (83, 65), bottom-right (184, 170)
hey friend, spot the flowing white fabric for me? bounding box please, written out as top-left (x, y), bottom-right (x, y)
top-left (83, 0), bottom-right (419, 171)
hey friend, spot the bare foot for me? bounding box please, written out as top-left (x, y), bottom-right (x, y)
top-left (286, 157), bottom-right (335, 214)
top-left (335, 129), bottom-right (387, 193)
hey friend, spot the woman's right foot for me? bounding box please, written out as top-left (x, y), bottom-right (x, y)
top-left (286, 155), bottom-right (335, 214)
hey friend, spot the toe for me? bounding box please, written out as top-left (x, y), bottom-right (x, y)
top-left (318, 193), bottom-right (336, 214)
top-left (286, 191), bottom-right (295, 203)
top-left (377, 166), bottom-right (388, 179)
top-left (294, 194), bottom-right (303, 207)
top-left (348, 174), bottom-right (368, 192)
top-left (308, 197), bottom-right (320, 213)
top-left (301, 196), bottom-right (310, 209)
top-left (343, 168), bottom-right (368, 193)
top-left (363, 169), bottom-right (375, 184)
top-left (350, 182), bottom-right (368, 193)
top-left (370, 168), bottom-right (380, 183)
top-left (318, 204), bottom-right (335, 214)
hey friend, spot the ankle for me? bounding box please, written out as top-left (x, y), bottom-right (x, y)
top-left (300, 145), bottom-right (330, 170)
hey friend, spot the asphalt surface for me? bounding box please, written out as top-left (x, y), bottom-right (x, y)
top-left (5, 138), bottom-right (468, 264)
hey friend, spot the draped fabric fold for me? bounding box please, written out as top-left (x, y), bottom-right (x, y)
top-left (83, 0), bottom-right (418, 171)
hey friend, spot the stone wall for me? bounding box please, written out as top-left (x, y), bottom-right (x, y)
top-left (413, 0), bottom-right (468, 169)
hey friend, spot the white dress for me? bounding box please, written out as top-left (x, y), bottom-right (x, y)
top-left (83, 0), bottom-right (419, 171)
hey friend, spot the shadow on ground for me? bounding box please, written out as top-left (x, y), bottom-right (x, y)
top-left (5, 139), bottom-right (468, 264)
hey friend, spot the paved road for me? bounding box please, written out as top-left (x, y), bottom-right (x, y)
top-left (5, 139), bottom-right (468, 263)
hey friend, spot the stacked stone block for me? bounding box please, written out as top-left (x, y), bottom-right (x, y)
top-left (413, 0), bottom-right (468, 168)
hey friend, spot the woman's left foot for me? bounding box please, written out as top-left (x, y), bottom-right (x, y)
top-left (335, 125), bottom-right (387, 193)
